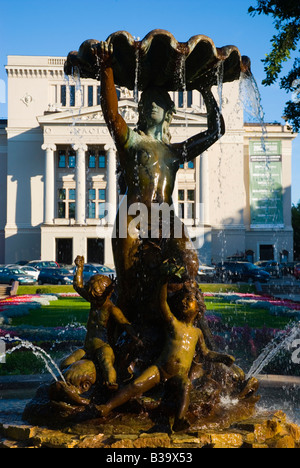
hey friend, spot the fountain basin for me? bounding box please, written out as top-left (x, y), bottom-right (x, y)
top-left (65, 29), bottom-right (251, 90)
top-left (1, 409), bottom-right (299, 448)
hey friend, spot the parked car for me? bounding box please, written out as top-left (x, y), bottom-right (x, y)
top-left (216, 261), bottom-right (270, 284)
top-left (197, 263), bottom-right (216, 282)
top-left (282, 262), bottom-right (299, 276)
top-left (18, 265), bottom-right (40, 282)
top-left (38, 267), bottom-right (73, 285)
top-left (28, 260), bottom-right (60, 270)
top-left (255, 261), bottom-right (283, 278)
top-left (0, 266), bottom-right (37, 285)
top-left (7, 264), bottom-right (40, 282)
top-left (294, 264), bottom-right (300, 280)
top-left (71, 263), bottom-right (116, 284)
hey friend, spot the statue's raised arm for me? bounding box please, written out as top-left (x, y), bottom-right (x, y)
top-left (173, 87), bottom-right (225, 164)
top-left (96, 42), bottom-right (130, 151)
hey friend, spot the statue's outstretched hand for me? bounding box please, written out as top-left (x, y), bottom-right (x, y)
top-left (75, 255), bottom-right (84, 269)
top-left (96, 41), bottom-right (114, 67)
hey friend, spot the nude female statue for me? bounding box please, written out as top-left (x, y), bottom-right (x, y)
top-left (96, 41), bottom-right (225, 319)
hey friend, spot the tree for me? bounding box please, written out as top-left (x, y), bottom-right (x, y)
top-left (292, 201), bottom-right (300, 260)
top-left (249, 1), bottom-right (300, 131)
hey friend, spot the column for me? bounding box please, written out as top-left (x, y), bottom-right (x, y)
top-left (105, 144), bottom-right (117, 225)
top-left (200, 152), bottom-right (209, 225)
top-left (42, 143), bottom-right (56, 224)
top-left (195, 156), bottom-right (201, 226)
top-left (73, 144), bottom-right (88, 225)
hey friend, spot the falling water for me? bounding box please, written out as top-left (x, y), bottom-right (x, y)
top-left (176, 54), bottom-right (189, 162)
top-left (215, 61), bottom-right (225, 246)
top-left (246, 322), bottom-right (300, 379)
top-left (239, 71), bottom-right (267, 143)
top-left (64, 67), bottom-right (85, 140)
top-left (216, 61), bottom-right (224, 138)
top-left (3, 335), bottom-right (66, 383)
top-left (134, 45), bottom-right (140, 103)
top-left (239, 71), bottom-right (281, 230)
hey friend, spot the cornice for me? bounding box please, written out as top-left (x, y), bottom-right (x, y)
top-left (6, 67), bottom-right (65, 79)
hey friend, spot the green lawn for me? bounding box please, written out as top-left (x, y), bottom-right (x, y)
top-left (11, 296), bottom-right (90, 328)
top-left (13, 283), bottom-right (292, 330)
top-left (205, 296), bottom-right (293, 330)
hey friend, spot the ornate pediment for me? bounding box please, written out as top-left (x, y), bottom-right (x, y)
top-left (37, 99), bottom-right (206, 127)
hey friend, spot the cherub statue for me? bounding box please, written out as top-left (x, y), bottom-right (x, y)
top-left (97, 278), bottom-right (234, 429)
top-left (60, 255), bottom-right (139, 391)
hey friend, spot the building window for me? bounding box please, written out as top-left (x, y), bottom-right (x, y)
top-left (178, 91), bottom-right (184, 108)
top-left (88, 86), bottom-right (93, 107)
top-left (178, 189), bottom-right (195, 220)
top-left (87, 148), bottom-right (106, 169)
top-left (88, 189), bottom-right (96, 218)
top-left (61, 85), bottom-right (66, 107)
top-left (87, 187), bottom-right (106, 219)
top-left (68, 150), bottom-right (76, 168)
top-left (56, 238), bottom-right (73, 265)
top-left (57, 188), bottom-right (76, 219)
top-left (58, 150), bottom-right (66, 168)
top-left (70, 85), bottom-right (75, 107)
top-left (178, 189), bottom-right (185, 218)
top-left (99, 152), bottom-right (106, 168)
top-left (178, 90), bottom-right (193, 109)
top-left (87, 238), bottom-right (104, 264)
top-left (179, 160), bottom-right (195, 169)
top-left (99, 189), bottom-right (106, 201)
top-left (88, 152), bottom-right (96, 168)
top-left (58, 149), bottom-right (77, 168)
top-left (97, 86), bottom-right (101, 105)
top-left (58, 189), bottom-right (66, 218)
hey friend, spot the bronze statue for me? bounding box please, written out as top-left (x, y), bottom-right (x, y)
top-left (24, 31), bottom-right (259, 429)
top-left (97, 40), bottom-right (224, 318)
top-left (97, 279), bottom-right (234, 429)
top-left (60, 255), bottom-right (139, 391)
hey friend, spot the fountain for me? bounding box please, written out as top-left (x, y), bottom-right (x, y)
top-left (2, 30), bottom-right (300, 449)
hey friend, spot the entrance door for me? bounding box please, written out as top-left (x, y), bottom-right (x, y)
top-left (56, 238), bottom-right (73, 265)
top-left (87, 238), bottom-right (104, 264)
top-left (259, 244), bottom-right (274, 261)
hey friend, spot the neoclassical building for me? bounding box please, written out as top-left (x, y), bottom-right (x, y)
top-left (0, 55), bottom-right (296, 266)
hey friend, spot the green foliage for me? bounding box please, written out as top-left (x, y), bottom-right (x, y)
top-left (249, 0), bottom-right (300, 131)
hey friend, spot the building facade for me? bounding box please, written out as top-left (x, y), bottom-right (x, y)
top-left (0, 55), bottom-right (296, 266)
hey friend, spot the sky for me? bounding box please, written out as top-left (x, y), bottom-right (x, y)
top-left (0, 0), bottom-right (299, 204)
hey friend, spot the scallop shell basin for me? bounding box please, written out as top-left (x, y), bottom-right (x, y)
top-left (66, 29), bottom-right (251, 91)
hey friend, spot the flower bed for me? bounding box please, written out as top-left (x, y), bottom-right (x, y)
top-left (0, 294), bottom-right (58, 325)
top-left (204, 292), bottom-right (300, 318)
top-left (203, 291), bottom-right (300, 375)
